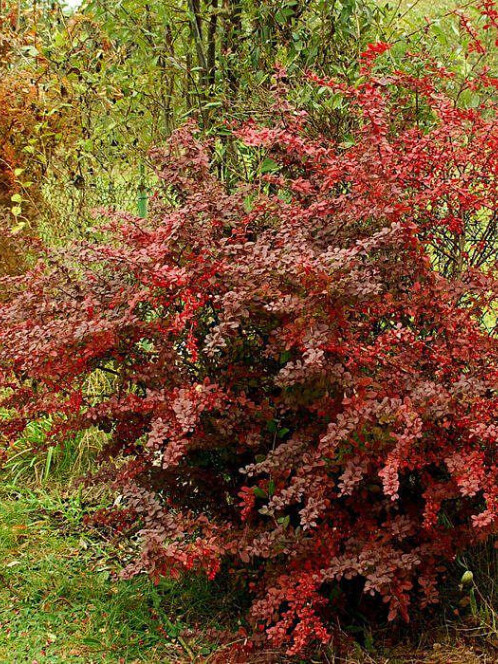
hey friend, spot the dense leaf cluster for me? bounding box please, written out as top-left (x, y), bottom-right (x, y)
top-left (0, 5), bottom-right (74, 274)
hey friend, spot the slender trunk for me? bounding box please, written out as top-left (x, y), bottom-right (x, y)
top-left (224, 0), bottom-right (242, 96)
top-left (188, 0), bottom-right (207, 78)
top-left (207, 0), bottom-right (218, 88)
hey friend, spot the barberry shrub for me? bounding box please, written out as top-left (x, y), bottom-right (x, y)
top-left (1, 26), bottom-right (498, 658)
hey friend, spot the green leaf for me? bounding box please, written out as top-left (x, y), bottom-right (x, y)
top-left (339, 136), bottom-right (355, 149)
top-left (280, 350), bottom-right (291, 364)
top-left (253, 486), bottom-right (267, 499)
top-left (22, 45), bottom-right (39, 57)
top-left (329, 93), bottom-right (343, 110)
top-left (260, 158), bottom-right (279, 174)
top-left (267, 420), bottom-right (277, 433)
top-left (11, 222), bottom-right (26, 234)
top-left (278, 515), bottom-right (290, 528)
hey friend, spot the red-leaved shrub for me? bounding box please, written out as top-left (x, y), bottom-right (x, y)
top-left (1, 13), bottom-right (498, 656)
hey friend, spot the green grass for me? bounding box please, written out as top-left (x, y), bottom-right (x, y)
top-left (399, 0), bottom-right (462, 15)
top-left (0, 485), bottom-right (222, 663)
top-left (0, 400), bottom-right (241, 663)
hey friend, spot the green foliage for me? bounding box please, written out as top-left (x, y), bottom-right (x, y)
top-left (5, 0), bottom-right (388, 239)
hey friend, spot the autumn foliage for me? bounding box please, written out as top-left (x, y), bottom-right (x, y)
top-left (0, 6), bottom-right (71, 276)
top-left (1, 18), bottom-right (498, 657)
